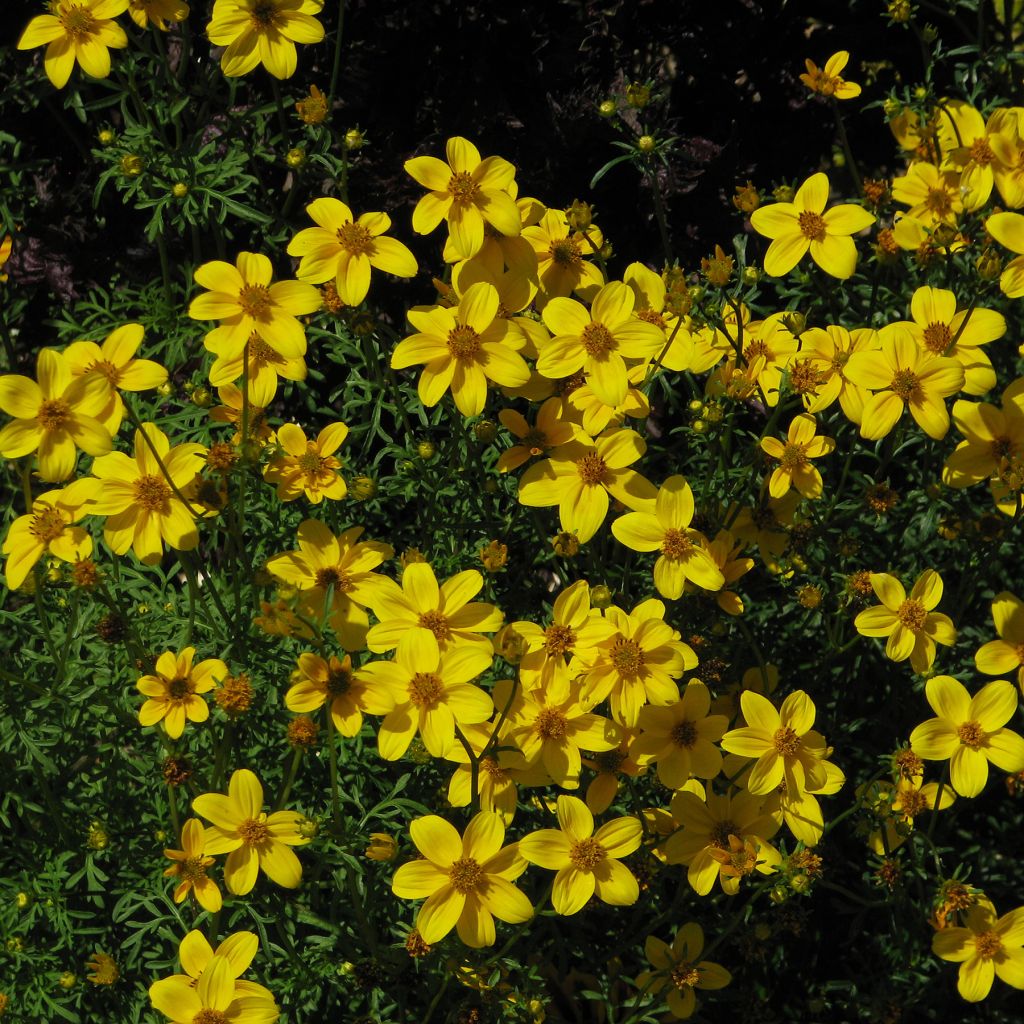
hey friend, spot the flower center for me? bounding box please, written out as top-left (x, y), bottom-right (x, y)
top-left (974, 930), bottom-right (1004, 959)
top-left (250, 1), bottom-right (282, 28)
top-left (408, 671), bottom-right (444, 708)
top-left (544, 623), bottom-right (577, 657)
top-left (925, 187), bottom-right (953, 215)
top-left (890, 368), bottom-right (920, 402)
top-left (297, 445), bottom-right (328, 476)
top-left (671, 719), bottom-right (698, 748)
top-left (789, 360), bottom-right (824, 395)
top-left (59, 4), bottom-right (98, 38)
top-left (238, 284), bottom-right (272, 318)
top-left (896, 598), bottom-right (927, 631)
top-left (418, 609), bottom-right (452, 641)
top-left (448, 856), bottom-right (483, 893)
top-left (568, 836), bottom-right (606, 871)
top-left (86, 359), bottom-right (121, 386)
top-left (576, 452), bottom-right (608, 486)
top-left (238, 816), bottom-right (269, 846)
top-left (708, 819), bottom-right (740, 850)
top-left (549, 239), bottom-right (582, 267)
top-left (593, 748), bottom-right (627, 773)
top-left (535, 707), bottom-right (569, 740)
top-left (830, 350), bottom-right (850, 372)
top-left (133, 474), bottom-right (173, 512)
top-left (522, 428), bottom-right (548, 456)
top-left (335, 222), bottom-right (374, 256)
top-left (991, 436), bottom-right (1016, 461)
top-left (780, 442), bottom-right (809, 469)
top-left (326, 664), bottom-right (352, 696)
top-left (773, 726), bottom-right (800, 757)
top-left (660, 528), bottom-right (694, 560)
top-left (670, 963), bottom-right (701, 991)
top-left (31, 506), bottom-right (66, 543)
top-left (798, 211), bottom-right (827, 242)
top-left (314, 566), bottom-right (354, 592)
top-left (179, 855), bottom-right (208, 883)
top-left (744, 339), bottom-right (769, 362)
top-left (581, 322), bottom-right (615, 357)
top-left (194, 1010), bottom-right (230, 1024)
top-left (969, 138), bottom-right (996, 166)
top-left (636, 309), bottom-right (667, 329)
top-left (447, 324), bottom-right (482, 359)
top-left (610, 638), bottom-right (645, 678)
top-left (167, 676), bottom-right (192, 700)
top-left (448, 171), bottom-right (480, 204)
top-left (922, 322), bottom-right (952, 354)
top-left (480, 756), bottom-right (508, 781)
top-left (956, 719), bottom-right (986, 749)
top-left (37, 398), bottom-right (72, 432)
top-left (898, 787), bottom-right (928, 818)
top-left (249, 334), bottom-right (284, 368)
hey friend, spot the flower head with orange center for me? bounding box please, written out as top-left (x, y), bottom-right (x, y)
top-left (149, 952), bottom-right (278, 1023)
top-left (405, 137), bottom-right (521, 261)
top-left (612, 474), bottom-right (724, 599)
top-left (285, 651), bottom-right (390, 737)
top-left (207, 0), bottom-right (325, 79)
top-left (444, 720), bottom-right (536, 824)
top-left (799, 51), bottom-right (861, 99)
top-left (137, 647), bottom-right (228, 739)
top-left (391, 281), bottom-right (531, 417)
top-left (519, 795), bottom-right (642, 915)
top-left (521, 208), bottom-right (606, 304)
top-left (985, 211), bottom-right (1024, 299)
top-left (17, 0), bottom-right (129, 89)
top-left (636, 923), bottom-right (732, 1019)
top-left (2, 488), bottom-right (92, 591)
top-left (937, 100), bottom-right (1017, 211)
top-left (192, 769), bottom-right (310, 895)
top-left (750, 172), bottom-right (875, 279)
top-left (760, 413), bottom-right (835, 500)
top-left (208, 332), bottom-right (308, 407)
top-left (497, 397), bottom-right (580, 473)
top-left (163, 819), bottom-right (222, 913)
top-left (854, 570), bottom-right (956, 673)
top-left (188, 252), bottom-right (321, 364)
top-left (701, 529), bottom-right (754, 616)
top-left (795, 325), bottom-right (878, 424)
top-left (943, 378), bottom-right (1024, 492)
top-left (127, 0), bottom-right (189, 31)
top-left (891, 162), bottom-right (964, 228)
top-left (287, 199), bottom-right (418, 305)
top-left (392, 811), bottom-right (532, 947)
top-left (975, 591), bottom-right (1024, 693)
top-left (932, 901), bottom-right (1024, 1002)
top-left (263, 421), bottom-right (348, 503)
top-left (910, 676), bottom-right (1024, 798)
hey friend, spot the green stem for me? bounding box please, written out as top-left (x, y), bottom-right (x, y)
top-left (328, 0), bottom-right (347, 102)
top-left (830, 98), bottom-right (862, 195)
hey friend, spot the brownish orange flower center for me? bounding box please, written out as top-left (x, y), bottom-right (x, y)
top-left (86, 359), bottom-right (121, 386)
top-left (890, 368), bottom-right (920, 401)
top-left (636, 309), bottom-right (667, 329)
top-left (773, 726), bottom-right (800, 757)
top-left (166, 676), bottom-right (192, 700)
top-left (568, 836), bottom-right (605, 871)
top-left (593, 748), bottom-right (627, 774)
top-left (336, 222), bottom-right (374, 255)
top-left (974, 930), bottom-right (1004, 959)
top-left (480, 756), bottom-right (508, 781)
top-left (37, 398), bottom-right (72, 432)
top-left (581, 322), bottom-right (615, 357)
top-left (297, 445), bottom-right (328, 476)
top-left (661, 528), bottom-right (693, 560)
top-left (576, 452), bottom-right (608, 486)
top-left (956, 719), bottom-right (986, 749)
top-left (990, 436), bottom-right (1015, 461)
top-left (780, 442), bottom-right (809, 469)
top-left (897, 787), bottom-right (928, 818)
top-left (31, 506), bottom-right (66, 543)
top-left (798, 211), bottom-right (827, 242)
top-left (250, 1), bottom-right (283, 28)
top-left (670, 963), bottom-right (701, 991)
top-left (708, 820), bottom-right (740, 849)
top-left (789, 359), bottom-right (824, 395)
top-left (448, 856), bottom-right (483, 893)
top-left (447, 171), bottom-right (480, 204)
top-left (610, 638), bottom-right (645, 678)
top-left (896, 598), bottom-right (927, 631)
top-left (925, 187), bottom-right (953, 215)
top-left (314, 566), bottom-right (354, 592)
top-left (133, 474), bottom-right (173, 512)
top-left (178, 855), bottom-right (209, 883)
top-left (418, 609), bottom-right (452, 641)
top-left (194, 1010), bottom-right (230, 1024)
top-left (447, 324), bottom-right (482, 359)
top-left (326, 662), bottom-right (352, 696)
top-left (535, 706), bottom-right (569, 740)
top-left (544, 623), bottom-right (577, 657)
top-left (671, 719), bottom-right (698, 748)
top-left (522, 428), bottom-right (548, 456)
top-left (549, 239), bottom-right (582, 268)
top-left (238, 284), bottom-right (272, 318)
top-left (408, 671), bottom-right (444, 708)
top-left (922, 321), bottom-right (952, 354)
top-left (238, 817), bottom-right (270, 846)
top-left (969, 138), bottom-right (996, 166)
top-left (249, 334), bottom-right (282, 367)
top-left (59, 4), bottom-right (98, 38)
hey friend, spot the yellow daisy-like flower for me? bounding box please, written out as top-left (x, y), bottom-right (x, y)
top-left (793, 325), bottom-right (878, 424)
top-left (391, 282), bottom-right (531, 417)
top-left (519, 795), bottom-right (642, 915)
top-left (444, 721), bottom-right (536, 824)
top-left (285, 652), bottom-right (390, 737)
top-left (137, 647), bottom-right (229, 739)
top-left (149, 953), bottom-right (278, 1023)
top-left (208, 331), bottom-right (308, 406)
top-left (128, 0), bottom-right (189, 31)
top-left (932, 902), bottom-right (1024, 1002)
top-left (702, 530), bottom-right (754, 616)
top-left (844, 325), bottom-right (964, 440)
top-left (263, 421), bottom-right (348, 504)
top-left (192, 768), bottom-right (310, 894)
top-left (405, 137), bottom-right (522, 261)
top-left (497, 397), bottom-right (580, 473)
top-left (157, 929), bottom-right (276, 1005)
top-left (760, 413), bottom-right (834, 499)
top-left (391, 811), bottom-right (533, 948)
top-left (286, 199), bottom-right (418, 305)
top-left (188, 252), bottom-right (321, 363)
top-left (853, 570), bottom-right (956, 674)
top-left (636, 923), bottom-right (732, 1020)
top-left (985, 211), bottom-right (1024, 298)
top-left (163, 819), bottom-right (222, 913)
top-left (0, 348), bottom-right (112, 482)
top-left (17, 0), bottom-right (129, 89)
top-left (937, 100), bottom-right (1017, 212)
top-left (799, 51), bottom-right (861, 99)
top-left (943, 379), bottom-right (1024, 490)
top-left (210, 384), bottom-right (275, 446)
top-left (521, 208), bottom-right (606, 304)
top-left (976, 591), bottom-right (1024, 692)
top-left (207, 0), bottom-right (325, 80)
top-left (891, 162), bottom-right (964, 228)
top-left (910, 676), bottom-right (1024, 798)
top-left (750, 172), bottom-right (875, 279)
top-left (611, 474), bottom-right (724, 599)
top-left (2, 488), bottom-right (92, 591)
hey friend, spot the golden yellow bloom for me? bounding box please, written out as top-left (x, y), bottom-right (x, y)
top-left (794, 325), bottom-right (878, 424)
top-left (296, 84), bottom-right (328, 123)
top-left (163, 818), bottom-right (222, 913)
top-left (392, 811), bottom-right (532, 947)
top-left (444, 720), bottom-right (535, 823)
top-left (520, 795), bottom-right (641, 915)
top-left (137, 647), bottom-right (229, 739)
top-left (937, 100), bottom-right (1017, 211)
top-left (944, 379), bottom-right (1024, 490)
top-left (17, 0), bottom-right (129, 89)
top-left (207, 0), bottom-right (324, 79)
top-left (891, 162), bottom-right (963, 227)
top-left (636, 923), bottom-right (732, 1019)
top-left (750, 172), bottom-right (874, 279)
top-left (702, 530), bottom-right (754, 615)
top-left (85, 951), bottom-right (119, 985)
top-left (2, 488), bottom-right (91, 591)
top-left (932, 902), bottom-right (1024, 1001)
top-left (799, 51), bottom-right (861, 99)
top-left (976, 591), bottom-right (1024, 692)
top-left (285, 652), bottom-right (384, 735)
top-left (986, 211), bottom-right (1024, 298)
top-left (760, 413), bottom-right (834, 499)
top-left (264, 421), bottom-right (348, 503)
top-left (406, 137), bottom-right (521, 260)
top-left (0, 348), bottom-right (112, 482)
top-left (497, 397), bottom-right (580, 473)
top-left (208, 332), bottom-right (308, 407)
top-left (522, 208), bottom-right (606, 304)
top-left (287, 199), bottom-right (417, 305)
top-left (128, 0), bottom-right (189, 30)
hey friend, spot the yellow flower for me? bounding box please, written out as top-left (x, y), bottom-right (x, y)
top-left (519, 795), bottom-right (641, 915)
top-left (702, 530), bottom-right (754, 616)
top-left (444, 721), bottom-right (535, 824)
top-left (611, 475), bottom-right (724, 599)
top-left (867, 775), bottom-right (955, 854)
top-left (854, 570), bottom-right (956, 673)
top-left (150, 953), bottom-right (278, 1023)
top-left (85, 951), bottom-right (119, 985)
top-left (891, 162), bottom-right (963, 228)
top-left (208, 332), bottom-right (308, 406)
top-left (497, 397), bottom-right (580, 473)
top-left (193, 768), bottom-right (310, 894)
top-left (391, 282), bottom-right (531, 417)
top-left (188, 252), bottom-right (321, 363)
top-left (365, 832), bottom-right (397, 862)
top-left (263, 421), bottom-right (348, 503)
top-left (793, 325), bottom-right (878, 424)
top-left (163, 819), bottom-right (222, 913)
top-left (537, 281), bottom-right (664, 407)
top-left (127, 0), bottom-right (189, 30)
top-left (936, 100), bottom-right (1017, 211)
top-left (944, 379), bottom-right (1024, 490)
top-left (522, 208), bottom-right (605, 304)
top-left (985, 211), bottom-right (1024, 298)
top-left (2, 488), bottom-right (91, 591)
top-left (750, 172), bottom-right (874, 279)
top-left (932, 902), bottom-right (1024, 1002)
top-left (17, 0), bottom-right (129, 89)
top-left (137, 647), bottom-right (229, 739)
top-left (799, 51), bottom-right (861, 99)
top-left (760, 413), bottom-right (834, 499)
top-left (405, 137), bottom-right (521, 260)
top-left (0, 348), bottom-right (112, 482)
top-left (287, 199), bottom-right (418, 305)
top-left (392, 811), bottom-right (533, 947)
top-left (976, 591), bottom-right (1024, 692)
top-left (207, 0), bottom-right (325, 79)
top-left (844, 325), bottom-right (964, 440)
top-left (636, 923), bottom-right (732, 1019)
top-left (910, 676), bottom-right (1024, 798)
top-left (285, 652), bottom-right (389, 736)
top-left (518, 428), bottom-right (657, 544)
